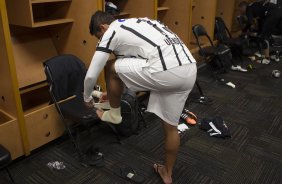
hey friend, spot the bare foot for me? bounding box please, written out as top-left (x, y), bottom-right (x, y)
top-left (153, 164), bottom-right (172, 184)
top-left (96, 109), bottom-right (104, 119)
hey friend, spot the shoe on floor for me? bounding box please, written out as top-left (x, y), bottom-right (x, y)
top-left (261, 58), bottom-right (271, 64)
top-left (248, 56), bottom-right (256, 61)
top-left (270, 55), bottom-right (280, 62)
top-left (254, 52), bottom-right (262, 58)
top-left (231, 65), bottom-right (248, 72)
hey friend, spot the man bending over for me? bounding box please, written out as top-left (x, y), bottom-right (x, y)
top-left (83, 11), bottom-right (197, 184)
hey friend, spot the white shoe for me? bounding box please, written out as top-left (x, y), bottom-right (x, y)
top-left (231, 65), bottom-right (248, 72)
top-left (261, 58), bottom-right (270, 64)
top-left (248, 56), bottom-right (256, 61)
top-left (254, 52), bottom-right (262, 58)
top-left (270, 55), bottom-right (280, 62)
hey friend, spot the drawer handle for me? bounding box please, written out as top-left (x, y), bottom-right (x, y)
top-left (45, 131), bottom-right (51, 137)
top-left (43, 114), bottom-right (49, 119)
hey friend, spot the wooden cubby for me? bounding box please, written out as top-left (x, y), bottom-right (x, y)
top-left (6, 0), bottom-right (74, 28)
top-left (155, 0), bottom-right (192, 46)
top-left (20, 85), bottom-right (50, 114)
top-left (31, 1), bottom-right (73, 27)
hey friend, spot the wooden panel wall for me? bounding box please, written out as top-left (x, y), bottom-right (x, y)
top-left (11, 30), bottom-right (58, 88)
top-left (6, 0), bottom-right (32, 27)
top-left (190, 0), bottom-right (217, 45)
top-left (122, 0), bottom-right (155, 19)
top-left (216, 0), bottom-right (235, 31)
top-left (49, 1), bottom-right (100, 67)
top-left (161, 0), bottom-right (192, 46)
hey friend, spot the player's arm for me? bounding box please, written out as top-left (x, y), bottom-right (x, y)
top-left (83, 51), bottom-right (110, 103)
top-left (84, 28), bottom-right (118, 104)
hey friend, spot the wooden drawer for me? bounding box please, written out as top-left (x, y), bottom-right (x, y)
top-left (0, 119), bottom-right (24, 159)
top-left (25, 104), bottom-right (65, 150)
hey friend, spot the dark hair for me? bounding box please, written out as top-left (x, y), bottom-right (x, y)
top-left (89, 11), bottom-right (115, 35)
top-left (239, 1), bottom-right (249, 7)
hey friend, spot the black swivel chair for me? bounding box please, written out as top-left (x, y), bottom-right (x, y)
top-left (0, 144), bottom-right (15, 183)
top-left (43, 54), bottom-right (107, 166)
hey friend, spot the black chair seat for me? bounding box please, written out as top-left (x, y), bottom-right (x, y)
top-left (0, 145), bottom-right (11, 169)
top-left (200, 45), bottom-right (230, 57)
top-left (60, 95), bottom-right (100, 126)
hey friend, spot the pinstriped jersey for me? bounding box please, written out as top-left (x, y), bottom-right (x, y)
top-left (96, 17), bottom-right (196, 73)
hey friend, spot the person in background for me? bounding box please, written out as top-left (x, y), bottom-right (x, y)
top-left (239, 0), bottom-right (282, 63)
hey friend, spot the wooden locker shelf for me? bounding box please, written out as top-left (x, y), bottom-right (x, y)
top-left (0, 109), bottom-right (15, 125)
top-left (157, 7), bottom-right (169, 11)
top-left (31, 0), bottom-right (71, 4)
top-left (7, 0), bottom-right (73, 28)
top-left (20, 81), bottom-right (48, 95)
top-left (33, 18), bottom-right (74, 27)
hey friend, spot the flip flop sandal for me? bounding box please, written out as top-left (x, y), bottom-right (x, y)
top-left (115, 166), bottom-right (145, 183)
top-left (153, 164), bottom-right (172, 184)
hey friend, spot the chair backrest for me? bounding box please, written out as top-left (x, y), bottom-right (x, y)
top-left (192, 24), bottom-right (214, 49)
top-left (44, 54), bottom-right (87, 101)
top-left (215, 17), bottom-right (232, 42)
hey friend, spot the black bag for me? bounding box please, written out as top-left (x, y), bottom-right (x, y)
top-left (211, 44), bottom-right (232, 72)
top-left (116, 89), bottom-right (141, 137)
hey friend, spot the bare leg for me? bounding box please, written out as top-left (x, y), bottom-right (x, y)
top-left (154, 121), bottom-right (180, 184)
top-left (97, 60), bottom-right (124, 118)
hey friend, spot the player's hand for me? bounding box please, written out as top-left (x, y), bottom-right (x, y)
top-left (85, 98), bottom-right (94, 108)
top-left (99, 92), bottom-right (108, 103)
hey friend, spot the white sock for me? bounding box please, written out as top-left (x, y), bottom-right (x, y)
top-left (101, 107), bottom-right (122, 124)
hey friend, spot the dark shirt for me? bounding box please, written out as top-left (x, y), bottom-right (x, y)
top-left (243, 1), bottom-right (265, 32)
top-left (243, 2), bottom-right (278, 33)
